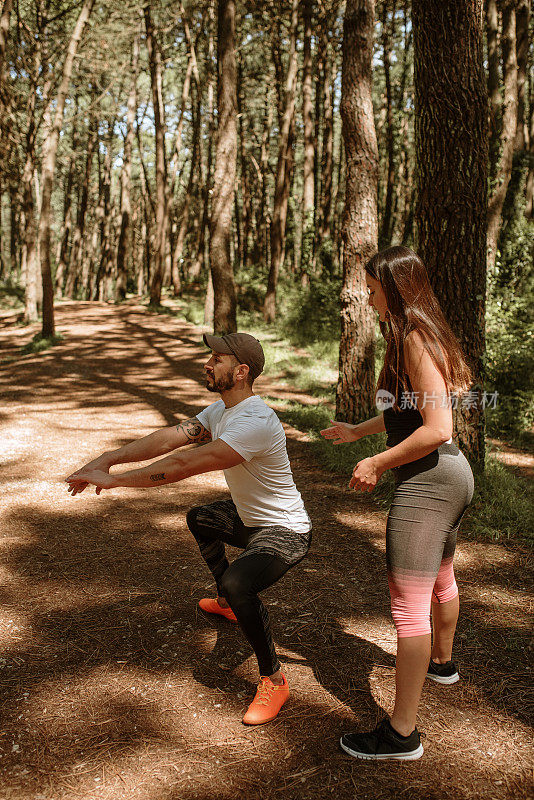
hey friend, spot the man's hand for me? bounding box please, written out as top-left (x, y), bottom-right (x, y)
top-left (66, 468), bottom-right (115, 496)
top-left (67, 454), bottom-right (112, 496)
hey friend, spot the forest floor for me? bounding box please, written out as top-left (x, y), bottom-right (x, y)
top-left (0, 300), bottom-right (532, 800)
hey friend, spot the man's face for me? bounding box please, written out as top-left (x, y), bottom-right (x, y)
top-left (204, 351), bottom-right (239, 393)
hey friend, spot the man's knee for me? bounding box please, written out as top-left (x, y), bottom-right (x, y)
top-left (186, 506), bottom-right (201, 533)
top-left (220, 566), bottom-right (252, 603)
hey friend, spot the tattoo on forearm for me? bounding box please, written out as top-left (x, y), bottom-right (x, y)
top-left (177, 418), bottom-right (211, 443)
top-left (150, 473), bottom-right (166, 482)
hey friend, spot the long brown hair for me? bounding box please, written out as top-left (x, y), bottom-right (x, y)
top-left (365, 246), bottom-right (472, 408)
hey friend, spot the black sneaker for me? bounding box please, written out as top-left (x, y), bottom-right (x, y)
top-left (340, 718), bottom-right (424, 761)
top-left (426, 659), bottom-right (459, 685)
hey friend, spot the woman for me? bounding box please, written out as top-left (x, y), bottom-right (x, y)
top-left (321, 246), bottom-right (474, 761)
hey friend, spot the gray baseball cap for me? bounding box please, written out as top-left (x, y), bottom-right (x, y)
top-left (203, 332), bottom-right (265, 381)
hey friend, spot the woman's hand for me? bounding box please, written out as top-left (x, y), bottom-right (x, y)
top-left (66, 468), bottom-right (116, 496)
top-left (320, 419), bottom-right (361, 445)
top-left (349, 456), bottom-right (384, 492)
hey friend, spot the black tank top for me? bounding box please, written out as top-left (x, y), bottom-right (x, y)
top-left (383, 405), bottom-right (423, 447)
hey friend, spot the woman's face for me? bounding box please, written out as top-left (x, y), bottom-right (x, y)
top-left (366, 273), bottom-right (388, 322)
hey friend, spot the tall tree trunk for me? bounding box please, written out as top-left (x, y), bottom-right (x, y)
top-left (0, 0), bottom-right (12, 118)
top-left (0, 0), bottom-right (12, 81)
top-left (237, 53), bottom-right (251, 269)
top-left (391, 0), bottom-right (412, 241)
top-left (93, 120), bottom-right (115, 301)
top-left (378, 0), bottom-right (396, 248)
top-left (486, 0), bottom-right (502, 184)
top-left (487, 0), bottom-right (517, 270)
top-left (55, 96), bottom-right (79, 297)
top-left (65, 110), bottom-right (97, 297)
top-left (514, 0), bottom-right (530, 154)
top-left (320, 31), bottom-right (334, 243)
top-left (171, 89), bottom-right (201, 294)
top-left (499, 0), bottom-right (531, 240)
top-left (314, 15), bottom-right (325, 238)
top-left (191, 0), bottom-right (216, 281)
top-left (22, 56), bottom-right (39, 322)
top-left (38, 0), bottom-right (95, 338)
top-left (525, 40), bottom-right (534, 217)
top-left (144, 1), bottom-right (167, 306)
top-left (251, 85), bottom-right (272, 267)
top-left (9, 183), bottom-right (18, 275)
top-left (209, 0), bottom-right (238, 334)
top-left (336, 0), bottom-right (378, 423)
top-left (300, 0), bottom-right (315, 276)
top-left (116, 33), bottom-right (140, 301)
top-left (413, 0), bottom-right (488, 464)
top-left (264, 0), bottom-right (299, 323)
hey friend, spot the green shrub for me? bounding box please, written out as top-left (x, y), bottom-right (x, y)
top-left (466, 456), bottom-right (534, 542)
top-left (485, 217), bottom-right (534, 442)
top-left (280, 274), bottom-right (342, 345)
top-left (20, 333), bottom-right (64, 355)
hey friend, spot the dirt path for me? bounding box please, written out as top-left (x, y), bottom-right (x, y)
top-left (0, 301), bottom-right (532, 800)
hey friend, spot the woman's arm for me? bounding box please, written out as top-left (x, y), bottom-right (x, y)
top-left (350, 333), bottom-right (453, 491)
top-left (321, 413), bottom-right (385, 444)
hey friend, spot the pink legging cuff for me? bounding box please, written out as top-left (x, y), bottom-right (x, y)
top-left (389, 560), bottom-right (458, 638)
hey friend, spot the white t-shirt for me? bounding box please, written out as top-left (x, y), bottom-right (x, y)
top-left (196, 395), bottom-right (311, 533)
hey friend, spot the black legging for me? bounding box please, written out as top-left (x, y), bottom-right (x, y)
top-left (186, 499), bottom-right (311, 676)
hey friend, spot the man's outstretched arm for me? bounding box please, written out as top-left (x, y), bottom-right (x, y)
top-left (66, 438), bottom-right (244, 494)
top-left (67, 417), bottom-right (211, 494)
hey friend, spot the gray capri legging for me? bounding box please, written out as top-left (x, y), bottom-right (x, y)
top-left (387, 443), bottom-right (475, 638)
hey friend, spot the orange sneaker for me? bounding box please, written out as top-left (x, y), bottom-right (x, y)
top-left (198, 597), bottom-right (238, 623)
top-left (242, 675), bottom-right (289, 725)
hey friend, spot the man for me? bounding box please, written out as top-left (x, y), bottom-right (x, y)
top-left (66, 332), bottom-right (311, 725)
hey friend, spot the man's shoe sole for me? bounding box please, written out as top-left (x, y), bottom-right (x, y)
top-left (242, 710), bottom-right (282, 725)
top-left (426, 672), bottom-right (459, 685)
top-left (340, 738), bottom-right (424, 761)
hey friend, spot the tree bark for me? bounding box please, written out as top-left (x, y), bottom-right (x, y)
top-left (191, 0), bottom-right (216, 281)
top-left (336, 0), bottom-right (378, 423)
top-left (300, 0), bottom-right (315, 276)
top-left (264, 0), bottom-right (299, 323)
top-left (116, 32), bottom-right (140, 301)
top-left (378, 0), bottom-right (396, 248)
top-left (319, 30), bottom-right (334, 242)
top-left (499, 0), bottom-right (531, 240)
top-left (65, 109), bottom-right (97, 298)
top-left (413, 0), bottom-right (488, 464)
top-left (38, 0), bottom-right (95, 337)
top-left (93, 120), bottom-right (115, 301)
top-left (0, 0), bottom-right (12, 100)
top-left (486, 0), bottom-right (502, 184)
top-left (237, 53), bottom-right (251, 269)
top-left (251, 85), bottom-right (272, 268)
top-left (525, 36), bottom-right (534, 217)
top-left (55, 96), bottom-right (79, 297)
top-left (209, 0), bottom-right (238, 334)
top-left (144, 1), bottom-right (167, 306)
top-left (171, 87), bottom-right (201, 294)
top-left (487, 0), bottom-right (517, 270)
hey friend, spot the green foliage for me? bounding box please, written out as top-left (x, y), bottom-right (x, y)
top-left (486, 215), bottom-right (534, 442)
top-left (279, 274), bottom-right (342, 346)
top-left (20, 333), bottom-right (64, 355)
top-left (466, 456), bottom-right (534, 542)
top-left (0, 281), bottom-right (24, 311)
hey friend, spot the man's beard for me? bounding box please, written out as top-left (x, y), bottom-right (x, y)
top-left (206, 370), bottom-right (236, 393)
